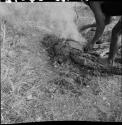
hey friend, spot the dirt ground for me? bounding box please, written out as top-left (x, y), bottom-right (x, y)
top-left (1, 3), bottom-right (122, 123)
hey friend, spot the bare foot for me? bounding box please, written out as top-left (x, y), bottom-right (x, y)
top-left (98, 57), bottom-right (114, 67)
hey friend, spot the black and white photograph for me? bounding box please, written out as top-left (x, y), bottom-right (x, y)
top-left (1, 0), bottom-right (122, 123)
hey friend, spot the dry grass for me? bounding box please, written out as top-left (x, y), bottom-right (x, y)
top-left (1, 2), bottom-right (122, 124)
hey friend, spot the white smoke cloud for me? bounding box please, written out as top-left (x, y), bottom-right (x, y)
top-left (0, 2), bottom-right (86, 47)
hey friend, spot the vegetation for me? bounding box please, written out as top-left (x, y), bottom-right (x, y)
top-left (1, 3), bottom-right (122, 123)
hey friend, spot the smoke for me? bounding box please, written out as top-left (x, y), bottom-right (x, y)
top-left (0, 2), bottom-right (86, 46)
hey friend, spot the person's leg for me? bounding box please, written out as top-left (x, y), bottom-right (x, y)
top-left (108, 17), bottom-right (122, 65)
top-left (104, 15), bottom-right (111, 25)
top-left (80, 16), bottom-right (111, 31)
top-left (84, 2), bottom-right (106, 52)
